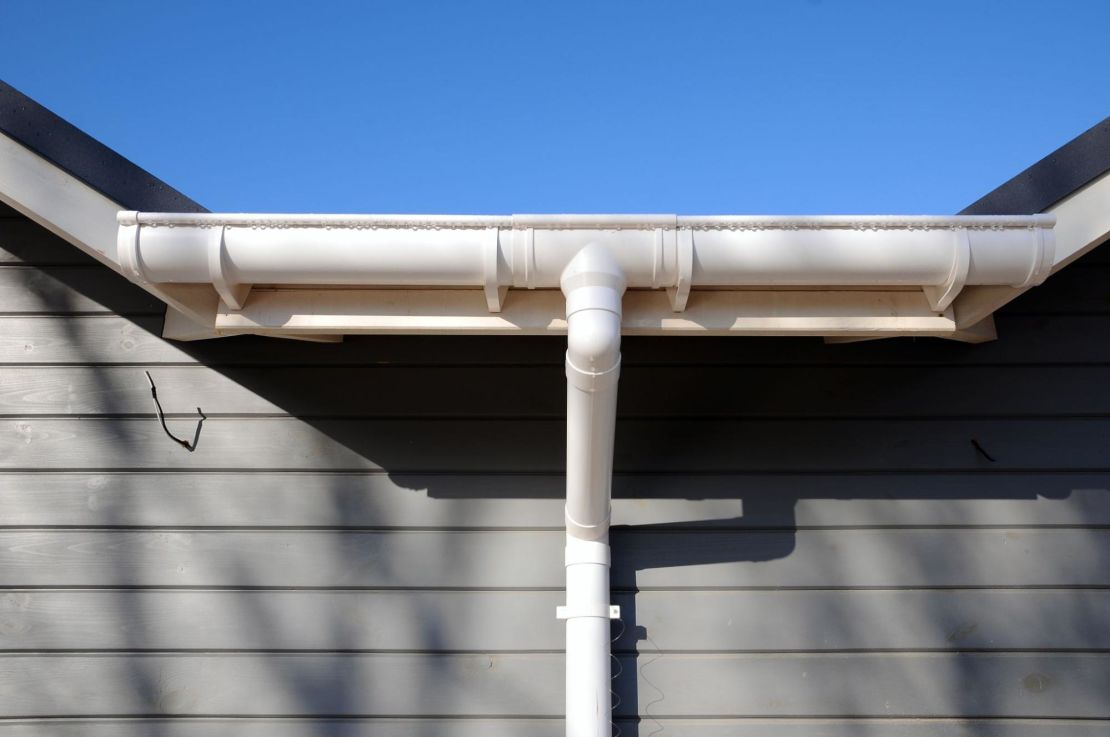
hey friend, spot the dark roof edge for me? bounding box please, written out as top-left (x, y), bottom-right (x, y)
top-left (961, 115), bottom-right (1110, 215)
top-left (2, 79), bottom-right (1105, 219)
top-left (0, 79), bottom-right (205, 213)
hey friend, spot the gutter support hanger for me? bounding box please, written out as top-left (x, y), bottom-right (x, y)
top-left (483, 228), bottom-right (507, 312)
top-left (207, 225), bottom-right (251, 310)
top-left (667, 227), bottom-right (692, 312)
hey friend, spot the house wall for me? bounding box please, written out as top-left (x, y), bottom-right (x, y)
top-left (1, 201), bottom-right (1108, 735)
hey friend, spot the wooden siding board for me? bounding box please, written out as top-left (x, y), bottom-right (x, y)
top-left (0, 317), bottom-right (176, 364)
top-left (1, 472), bottom-right (1106, 528)
top-left (3, 720), bottom-right (1110, 737)
top-left (0, 719), bottom-right (1107, 737)
top-left (4, 365), bottom-right (1110, 417)
top-left (999, 265), bottom-right (1110, 315)
top-left (0, 219), bottom-right (99, 265)
top-left (2, 417), bottom-right (1108, 472)
top-left (1, 589), bottom-right (1107, 652)
top-left (0, 267), bottom-right (162, 314)
top-left (1, 653), bottom-right (1107, 718)
top-left (0, 529), bottom-right (1104, 588)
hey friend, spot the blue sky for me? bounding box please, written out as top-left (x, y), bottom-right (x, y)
top-left (3, 0), bottom-right (1108, 214)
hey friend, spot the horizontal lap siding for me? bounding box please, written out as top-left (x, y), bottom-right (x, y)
top-left (4, 365), bottom-right (1110, 416)
top-left (3, 653), bottom-right (1109, 718)
top-left (0, 267), bottom-right (162, 314)
top-left (3, 418), bottom-right (1109, 471)
top-left (0, 219), bottom-right (98, 266)
top-left (3, 589), bottom-right (1109, 651)
top-left (0, 528), bottom-right (1106, 588)
top-left (0, 722), bottom-right (1107, 737)
top-left (1, 213), bottom-right (1108, 734)
top-left (1, 472), bottom-right (1107, 527)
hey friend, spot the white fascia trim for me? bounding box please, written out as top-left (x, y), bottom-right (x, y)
top-left (954, 167), bottom-right (1110, 328)
top-left (0, 131), bottom-right (220, 330)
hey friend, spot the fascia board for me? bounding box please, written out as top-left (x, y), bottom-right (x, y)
top-left (954, 168), bottom-right (1110, 329)
top-left (0, 131), bottom-right (219, 331)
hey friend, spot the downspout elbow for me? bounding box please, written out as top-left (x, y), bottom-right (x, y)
top-left (561, 242), bottom-right (626, 376)
top-left (561, 244), bottom-right (626, 541)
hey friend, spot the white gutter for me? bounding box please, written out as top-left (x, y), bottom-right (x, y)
top-left (118, 213), bottom-right (1055, 314)
top-left (116, 210), bottom-right (1055, 737)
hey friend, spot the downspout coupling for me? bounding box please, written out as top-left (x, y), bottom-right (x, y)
top-left (557, 244), bottom-right (626, 737)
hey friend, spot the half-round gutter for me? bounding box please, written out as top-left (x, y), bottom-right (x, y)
top-left (116, 211), bottom-right (1055, 737)
top-left (119, 213), bottom-right (1056, 314)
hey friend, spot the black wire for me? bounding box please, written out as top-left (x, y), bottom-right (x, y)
top-left (145, 371), bottom-right (206, 451)
top-left (971, 438), bottom-right (997, 462)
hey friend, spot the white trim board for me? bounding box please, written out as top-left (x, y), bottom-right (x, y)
top-left (954, 169), bottom-right (1110, 329)
top-left (0, 132), bottom-right (221, 331)
top-left (214, 288), bottom-right (957, 338)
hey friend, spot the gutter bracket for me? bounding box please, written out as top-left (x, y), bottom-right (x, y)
top-left (1025, 224), bottom-right (1056, 287)
top-left (510, 224), bottom-right (537, 289)
top-left (667, 227), bottom-right (693, 311)
top-left (117, 215), bottom-right (147, 286)
top-left (652, 225), bottom-right (676, 289)
top-left (483, 228), bottom-right (508, 312)
top-left (923, 227), bottom-right (970, 312)
top-left (207, 226), bottom-right (252, 311)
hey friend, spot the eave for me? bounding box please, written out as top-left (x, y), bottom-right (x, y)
top-left (112, 210), bottom-right (1055, 342)
top-left (2, 77), bottom-right (1108, 344)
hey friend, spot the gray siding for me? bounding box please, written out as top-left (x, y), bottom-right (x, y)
top-left (0, 202), bottom-right (1108, 735)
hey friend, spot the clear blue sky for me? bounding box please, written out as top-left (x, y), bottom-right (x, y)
top-left (3, 0), bottom-right (1108, 214)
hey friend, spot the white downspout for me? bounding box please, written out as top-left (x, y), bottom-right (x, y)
top-left (556, 244), bottom-right (626, 737)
